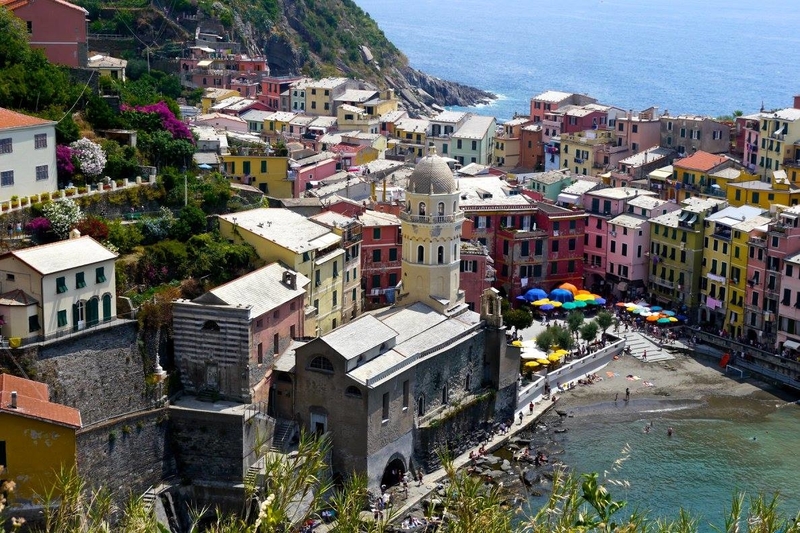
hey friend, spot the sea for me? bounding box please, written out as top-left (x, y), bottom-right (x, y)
top-left (354, 0), bottom-right (800, 122)
top-left (353, 0), bottom-right (800, 525)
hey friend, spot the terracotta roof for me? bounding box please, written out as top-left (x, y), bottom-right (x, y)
top-left (0, 107), bottom-right (55, 130)
top-left (674, 151), bottom-right (728, 172)
top-left (0, 374), bottom-right (82, 428)
top-left (0, 0), bottom-right (88, 14)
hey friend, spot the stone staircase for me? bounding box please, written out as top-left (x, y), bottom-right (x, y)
top-left (271, 419), bottom-right (297, 452)
top-left (140, 486), bottom-right (158, 514)
top-left (621, 331), bottom-right (675, 362)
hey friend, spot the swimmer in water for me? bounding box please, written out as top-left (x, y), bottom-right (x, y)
top-left (667, 427), bottom-right (673, 437)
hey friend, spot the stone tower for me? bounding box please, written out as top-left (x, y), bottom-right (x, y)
top-left (399, 152), bottom-right (466, 314)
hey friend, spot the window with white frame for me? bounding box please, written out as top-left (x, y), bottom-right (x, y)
top-left (35, 165), bottom-right (48, 181)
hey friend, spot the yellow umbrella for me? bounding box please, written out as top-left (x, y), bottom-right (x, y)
top-left (668, 317), bottom-right (679, 322)
top-left (512, 340), bottom-right (523, 347)
top-left (524, 361), bottom-right (540, 369)
top-left (533, 298), bottom-right (551, 306)
top-left (626, 306), bottom-right (638, 312)
top-left (536, 358), bottom-right (550, 366)
top-left (575, 294), bottom-right (595, 301)
top-left (550, 301), bottom-right (563, 307)
top-left (548, 354), bottom-right (562, 362)
top-left (553, 349), bottom-right (569, 356)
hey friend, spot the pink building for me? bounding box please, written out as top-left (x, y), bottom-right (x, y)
top-left (741, 114), bottom-right (762, 172)
top-left (613, 108), bottom-right (662, 154)
top-left (291, 152), bottom-right (339, 198)
top-left (779, 250), bottom-right (800, 355)
top-left (2, 0), bottom-right (88, 67)
top-left (459, 242), bottom-right (494, 312)
top-left (581, 188), bottom-right (659, 294)
top-left (180, 52), bottom-right (269, 91)
top-left (535, 202), bottom-right (585, 290)
top-left (259, 75), bottom-right (303, 111)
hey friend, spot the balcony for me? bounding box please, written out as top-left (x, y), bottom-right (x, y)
top-left (745, 304), bottom-right (763, 314)
top-left (652, 277), bottom-right (674, 289)
top-left (701, 186), bottom-right (726, 198)
top-left (399, 212), bottom-right (465, 224)
top-left (749, 236), bottom-right (766, 247)
top-left (712, 227), bottom-right (732, 241)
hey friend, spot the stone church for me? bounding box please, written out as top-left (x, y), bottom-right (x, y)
top-left (291, 153), bottom-right (518, 487)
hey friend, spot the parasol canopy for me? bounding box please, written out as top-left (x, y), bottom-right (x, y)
top-left (577, 289), bottom-right (591, 295)
top-left (663, 310), bottom-right (676, 316)
top-left (533, 299), bottom-right (551, 306)
top-left (559, 283), bottom-right (578, 295)
top-left (650, 306), bottom-right (663, 312)
top-left (548, 354), bottom-right (563, 362)
top-left (573, 300), bottom-right (587, 308)
top-left (523, 361), bottom-right (540, 369)
top-left (525, 288), bottom-right (548, 301)
top-left (616, 302), bottom-right (627, 307)
top-left (646, 314), bottom-right (660, 322)
top-left (550, 301), bottom-right (563, 307)
top-left (657, 317), bottom-right (671, 324)
top-left (540, 304), bottom-right (555, 311)
top-left (536, 358), bottom-right (550, 366)
top-left (549, 289), bottom-right (574, 303)
top-left (574, 293), bottom-right (595, 301)
top-left (668, 317), bottom-right (679, 322)
top-left (562, 302), bottom-right (577, 310)
top-left (594, 297), bottom-right (607, 305)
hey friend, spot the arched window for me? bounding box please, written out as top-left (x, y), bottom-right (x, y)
top-left (345, 386), bottom-right (363, 398)
top-left (309, 356), bottom-right (334, 372)
top-left (417, 395), bottom-right (425, 417)
top-left (437, 202), bottom-right (445, 215)
top-left (417, 245), bottom-right (425, 263)
top-left (418, 202), bottom-right (426, 216)
top-left (437, 246), bottom-right (444, 264)
top-left (201, 320), bottom-right (220, 331)
top-left (406, 201), bottom-right (411, 212)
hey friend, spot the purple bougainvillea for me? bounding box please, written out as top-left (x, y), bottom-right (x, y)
top-left (123, 101), bottom-right (194, 143)
top-left (56, 145), bottom-right (75, 177)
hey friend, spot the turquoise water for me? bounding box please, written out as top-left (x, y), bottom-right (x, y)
top-left (355, 0), bottom-right (800, 121)
top-left (549, 398), bottom-right (800, 529)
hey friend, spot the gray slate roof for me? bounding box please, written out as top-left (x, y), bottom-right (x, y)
top-left (322, 314), bottom-right (397, 361)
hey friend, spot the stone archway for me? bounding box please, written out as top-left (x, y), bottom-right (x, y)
top-left (380, 453), bottom-right (406, 489)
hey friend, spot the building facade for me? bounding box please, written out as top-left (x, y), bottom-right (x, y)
top-left (0, 107), bottom-right (58, 202)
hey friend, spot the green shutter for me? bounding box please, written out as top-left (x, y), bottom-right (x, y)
top-left (103, 294), bottom-right (112, 321)
top-left (56, 276), bottom-right (67, 293)
top-left (96, 267), bottom-right (106, 283)
top-left (72, 303), bottom-right (79, 331)
top-left (76, 272), bottom-right (86, 289)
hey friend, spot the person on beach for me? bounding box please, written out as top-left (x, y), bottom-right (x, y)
top-left (518, 411), bottom-right (523, 425)
top-left (643, 350), bottom-right (647, 362)
top-left (625, 387), bottom-right (630, 401)
top-left (614, 393), bottom-right (618, 403)
top-left (529, 401), bottom-right (534, 414)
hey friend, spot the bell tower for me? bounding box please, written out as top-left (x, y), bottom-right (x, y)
top-left (399, 151), bottom-right (465, 314)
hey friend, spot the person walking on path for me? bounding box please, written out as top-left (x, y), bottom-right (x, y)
top-left (518, 411), bottom-right (523, 425)
top-left (529, 401), bottom-right (534, 415)
top-left (625, 387), bottom-right (630, 401)
top-left (416, 468), bottom-right (424, 487)
top-left (643, 350), bottom-right (647, 362)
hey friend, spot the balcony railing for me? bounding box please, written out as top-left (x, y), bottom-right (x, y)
top-left (399, 212), bottom-right (465, 224)
top-left (652, 277), bottom-right (674, 289)
top-left (749, 236), bottom-right (766, 246)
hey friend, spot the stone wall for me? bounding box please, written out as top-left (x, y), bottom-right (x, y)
top-left (414, 392), bottom-right (495, 471)
top-left (76, 409), bottom-right (172, 502)
top-left (36, 321), bottom-right (149, 426)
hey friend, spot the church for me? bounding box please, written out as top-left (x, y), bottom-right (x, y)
top-left (291, 153), bottom-right (518, 487)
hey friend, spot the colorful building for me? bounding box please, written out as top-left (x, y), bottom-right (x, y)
top-left (0, 107), bottom-right (58, 201)
top-left (310, 211), bottom-right (362, 324)
top-left (494, 117), bottom-right (532, 168)
top-left (218, 208), bottom-right (344, 336)
top-left (519, 124), bottom-right (544, 170)
top-left (670, 151), bottom-right (731, 202)
top-left (535, 202), bottom-right (585, 290)
top-left (526, 169), bottom-right (577, 202)
top-left (699, 206), bottom-right (765, 336)
top-left (221, 152), bottom-right (291, 197)
top-left (1, 0), bottom-right (88, 67)
top-left (648, 197), bottom-right (728, 318)
top-left (561, 130), bottom-right (625, 177)
top-left (0, 373), bottom-right (81, 503)
top-left (358, 210), bottom-right (402, 308)
top-left (393, 118), bottom-right (429, 159)
top-left (459, 241), bottom-right (494, 311)
top-left (726, 169), bottom-right (800, 208)
top-left (659, 115), bottom-right (731, 156)
top-left (450, 114), bottom-right (496, 166)
top-left (304, 77), bottom-right (352, 116)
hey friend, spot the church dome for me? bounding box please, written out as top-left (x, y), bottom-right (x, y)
top-left (407, 153), bottom-right (457, 194)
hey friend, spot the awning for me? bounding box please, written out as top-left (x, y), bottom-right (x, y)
top-left (197, 60), bottom-right (213, 67)
top-left (617, 282), bottom-right (628, 292)
top-left (557, 192), bottom-right (581, 204)
top-left (783, 339), bottom-right (800, 351)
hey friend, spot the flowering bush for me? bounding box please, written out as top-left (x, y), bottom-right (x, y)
top-left (56, 145), bottom-right (75, 178)
top-left (122, 101), bottom-right (194, 143)
top-left (42, 198), bottom-right (84, 240)
top-left (70, 138), bottom-right (107, 179)
top-left (25, 217), bottom-right (53, 243)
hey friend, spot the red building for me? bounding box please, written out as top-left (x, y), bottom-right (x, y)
top-left (2, 0), bottom-right (88, 67)
top-left (259, 75), bottom-right (304, 111)
top-left (534, 202), bottom-right (586, 290)
top-left (179, 51), bottom-right (269, 91)
top-left (359, 210), bottom-right (403, 307)
top-left (519, 124), bottom-right (544, 170)
top-left (459, 241), bottom-right (494, 311)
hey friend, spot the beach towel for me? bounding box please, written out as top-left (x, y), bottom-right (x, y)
top-left (643, 381), bottom-right (655, 387)
top-left (606, 371), bottom-right (616, 378)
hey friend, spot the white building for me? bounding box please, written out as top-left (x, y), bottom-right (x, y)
top-left (0, 236), bottom-right (117, 340)
top-left (0, 107), bottom-right (58, 202)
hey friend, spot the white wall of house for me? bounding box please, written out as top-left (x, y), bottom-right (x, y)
top-left (0, 123), bottom-right (57, 202)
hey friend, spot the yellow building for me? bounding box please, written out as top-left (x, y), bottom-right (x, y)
top-left (218, 208), bottom-right (344, 335)
top-left (0, 374), bottom-right (81, 503)
top-left (699, 205), bottom-right (765, 336)
top-left (221, 150), bottom-right (291, 198)
top-left (263, 112), bottom-right (298, 142)
top-left (671, 150), bottom-right (730, 202)
top-left (200, 88), bottom-right (240, 114)
top-left (494, 117), bottom-right (530, 168)
top-left (560, 130), bottom-right (620, 177)
top-left (304, 77), bottom-right (350, 116)
top-left (726, 169), bottom-right (800, 208)
top-left (755, 107), bottom-right (800, 176)
top-left (393, 118), bottom-right (429, 159)
top-left (336, 105), bottom-right (380, 134)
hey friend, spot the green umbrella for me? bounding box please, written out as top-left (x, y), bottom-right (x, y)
top-left (657, 317), bottom-right (671, 324)
top-left (573, 300), bottom-right (587, 308)
top-left (561, 301), bottom-right (577, 310)
top-left (586, 299), bottom-right (601, 305)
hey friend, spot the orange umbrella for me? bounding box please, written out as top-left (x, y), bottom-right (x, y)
top-left (559, 283), bottom-right (578, 295)
top-left (646, 314), bottom-right (660, 322)
top-left (577, 289), bottom-right (591, 295)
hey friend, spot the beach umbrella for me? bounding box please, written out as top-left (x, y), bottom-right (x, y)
top-left (525, 288), bottom-right (548, 301)
top-left (574, 293), bottom-right (595, 301)
top-left (646, 314), bottom-right (660, 322)
top-left (536, 358), bottom-right (550, 365)
top-left (549, 288), bottom-right (574, 303)
top-left (626, 306), bottom-right (638, 312)
top-left (577, 289), bottom-right (591, 295)
top-left (553, 349), bottom-right (569, 356)
top-left (550, 301), bottom-right (563, 307)
top-left (540, 304), bottom-right (555, 311)
top-left (573, 300), bottom-right (587, 308)
top-left (515, 296), bottom-right (528, 302)
top-left (533, 298), bottom-right (550, 306)
top-left (635, 300), bottom-right (650, 307)
top-left (548, 353), bottom-right (562, 362)
top-left (586, 299), bottom-right (601, 305)
top-left (562, 301), bottom-right (577, 310)
top-left (631, 307), bottom-right (644, 314)
top-left (559, 283), bottom-right (578, 295)
top-left (676, 314), bottom-right (688, 321)
top-left (512, 340), bottom-right (523, 347)
top-left (650, 305), bottom-right (663, 312)
top-left (523, 361), bottom-right (540, 369)
top-left (615, 302), bottom-right (627, 307)
top-left (663, 310), bottom-right (676, 316)
top-left (668, 317), bottom-right (679, 322)
top-left (595, 297), bottom-right (607, 305)
top-left (658, 317), bottom-right (671, 324)
top-left (521, 349), bottom-right (547, 360)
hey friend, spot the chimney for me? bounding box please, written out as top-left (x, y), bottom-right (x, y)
top-left (10, 391), bottom-right (17, 408)
top-left (794, 95), bottom-right (800, 110)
